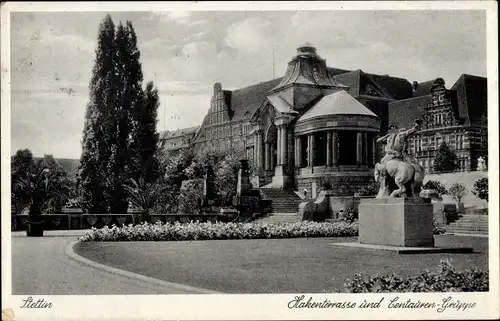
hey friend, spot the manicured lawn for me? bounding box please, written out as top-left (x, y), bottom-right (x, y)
top-left (74, 235), bottom-right (488, 293)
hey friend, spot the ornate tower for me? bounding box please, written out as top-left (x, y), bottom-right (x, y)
top-left (268, 43), bottom-right (348, 111)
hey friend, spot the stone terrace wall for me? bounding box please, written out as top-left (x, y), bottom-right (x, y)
top-left (296, 172), bottom-right (373, 197)
top-left (424, 171), bottom-right (488, 209)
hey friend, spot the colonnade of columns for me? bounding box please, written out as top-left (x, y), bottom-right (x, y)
top-left (254, 124), bottom-right (289, 171)
top-left (254, 127), bottom-right (377, 171)
top-left (294, 130), bottom-right (376, 168)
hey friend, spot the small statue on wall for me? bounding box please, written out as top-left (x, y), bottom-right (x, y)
top-left (477, 156), bottom-right (487, 171)
top-left (374, 120), bottom-right (425, 198)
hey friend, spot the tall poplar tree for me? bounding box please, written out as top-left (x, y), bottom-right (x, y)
top-left (79, 14), bottom-right (116, 214)
top-left (80, 16), bottom-right (161, 214)
top-left (135, 81), bottom-right (161, 183)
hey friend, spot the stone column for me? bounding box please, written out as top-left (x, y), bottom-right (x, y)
top-left (265, 142), bottom-right (270, 170)
top-left (258, 131), bottom-right (264, 170)
top-left (271, 145), bottom-right (275, 169)
top-left (308, 133), bottom-right (316, 167)
top-left (332, 131), bottom-right (339, 166)
top-left (294, 137), bottom-right (300, 167)
top-left (281, 125), bottom-right (288, 166)
top-left (326, 131), bottom-right (332, 166)
top-left (307, 134), bottom-right (312, 167)
top-left (276, 127), bottom-right (282, 165)
top-left (363, 132), bottom-right (368, 165)
top-left (372, 135), bottom-right (378, 165)
top-left (356, 132), bottom-right (363, 165)
top-left (296, 136), bottom-right (302, 167)
top-left (254, 133), bottom-right (259, 166)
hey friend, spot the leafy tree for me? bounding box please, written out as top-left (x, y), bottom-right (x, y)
top-left (448, 183), bottom-right (467, 203)
top-left (79, 14), bottom-right (116, 214)
top-left (423, 180), bottom-right (448, 196)
top-left (433, 142), bottom-right (458, 172)
top-left (472, 177), bottom-right (488, 201)
top-left (214, 153), bottom-right (241, 206)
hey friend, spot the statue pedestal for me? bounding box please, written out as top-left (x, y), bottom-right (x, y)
top-left (359, 198), bottom-right (434, 247)
top-left (331, 197), bottom-right (473, 254)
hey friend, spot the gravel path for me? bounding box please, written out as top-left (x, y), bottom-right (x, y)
top-left (11, 233), bottom-right (214, 295)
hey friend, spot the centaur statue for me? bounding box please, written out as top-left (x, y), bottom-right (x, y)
top-left (374, 120), bottom-right (425, 198)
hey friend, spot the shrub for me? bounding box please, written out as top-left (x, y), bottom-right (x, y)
top-left (79, 220), bottom-right (359, 242)
top-left (472, 177), bottom-right (488, 201)
top-left (341, 259), bottom-right (488, 293)
top-left (423, 180), bottom-right (448, 196)
top-left (177, 179), bottom-right (205, 214)
top-left (319, 179), bottom-right (333, 191)
top-left (448, 182), bottom-right (467, 203)
top-left (358, 181), bottom-right (380, 196)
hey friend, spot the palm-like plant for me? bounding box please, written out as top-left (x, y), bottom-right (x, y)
top-left (11, 151), bottom-right (72, 220)
top-left (123, 177), bottom-right (169, 222)
top-left (28, 166), bottom-right (72, 218)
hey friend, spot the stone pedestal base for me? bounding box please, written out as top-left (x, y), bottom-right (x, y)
top-left (359, 198), bottom-right (434, 247)
top-left (271, 166), bottom-right (290, 189)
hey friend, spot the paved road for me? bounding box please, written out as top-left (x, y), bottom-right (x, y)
top-left (11, 231), bottom-right (209, 295)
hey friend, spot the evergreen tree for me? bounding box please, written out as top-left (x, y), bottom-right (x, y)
top-left (135, 81), bottom-right (160, 183)
top-left (79, 14), bottom-right (116, 213)
top-left (433, 142), bottom-right (458, 172)
top-left (107, 22), bottom-right (133, 213)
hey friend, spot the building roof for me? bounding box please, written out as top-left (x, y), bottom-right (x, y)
top-left (332, 69), bottom-right (413, 100)
top-left (450, 74), bottom-right (487, 126)
top-left (159, 126), bottom-right (199, 140)
top-left (298, 90), bottom-right (378, 123)
top-left (230, 78), bottom-right (282, 122)
top-left (32, 155), bottom-right (79, 175)
top-left (387, 96), bottom-right (430, 129)
top-left (267, 92), bottom-right (296, 114)
top-left (412, 80), bottom-right (435, 97)
top-left (327, 67), bottom-right (351, 76)
top-left (366, 73), bottom-right (414, 100)
top-left (332, 70), bottom-right (362, 96)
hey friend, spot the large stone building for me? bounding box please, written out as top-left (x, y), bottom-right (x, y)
top-left (159, 44), bottom-right (487, 195)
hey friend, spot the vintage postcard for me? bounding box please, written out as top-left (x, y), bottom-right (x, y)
top-left (1, 1), bottom-right (499, 320)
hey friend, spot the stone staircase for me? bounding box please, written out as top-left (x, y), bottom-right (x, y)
top-left (259, 188), bottom-right (304, 213)
top-left (445, 214), bottom-right (489, 236)
top-left (255, 188), bottom-right (306, 224)
top-left (257, 212), bottom-right (302, 224)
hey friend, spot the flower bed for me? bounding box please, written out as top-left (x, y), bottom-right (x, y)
top-left (340, 259), bottom-right (488, 293)
top-left (78, 220), bottom-right (359, 242)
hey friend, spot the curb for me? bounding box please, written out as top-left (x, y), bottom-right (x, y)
top-left (444, 233), bottom-right (489, 238)
top-left (65, 241), bottom-right (224, 294)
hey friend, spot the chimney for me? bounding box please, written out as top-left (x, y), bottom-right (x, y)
top-left (412, 81), bottom-right (419, 92)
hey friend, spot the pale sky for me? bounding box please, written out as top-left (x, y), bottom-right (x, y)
top-left (10, 10), bottom-right (486, 159)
